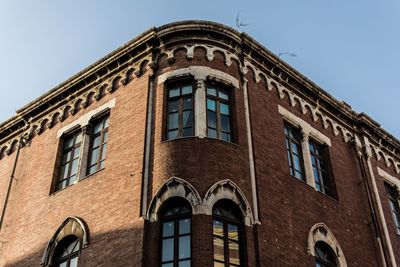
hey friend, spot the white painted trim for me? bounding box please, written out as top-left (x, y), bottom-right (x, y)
top-left (158, 66), bottom-right (239, 88)
top-left (57, 98), bottom-right (116, 138)
top-left (278, 105), bottom-right (331, 146)
top-left (378, 167), bottom-right (400, 189)
top-left (243, 79), bottom-right (260, 224)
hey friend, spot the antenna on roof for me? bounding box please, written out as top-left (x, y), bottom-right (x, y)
top-left (235, 12), bottom-right (249, 31)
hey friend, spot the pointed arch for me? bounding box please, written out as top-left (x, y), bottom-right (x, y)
top-left (307, 223), bottom-right (347, 267)
top-left (204, 179), bottom-right (254, 226)
top-left (147, 177), bottom-right (202, 222)
top-left (41, 216), bottom-right (89, 266)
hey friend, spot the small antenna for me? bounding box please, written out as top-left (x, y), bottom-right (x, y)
top-left (235, 12), bottom-right (249, 31)
top-left (278, 52), bottom-right (297, 58)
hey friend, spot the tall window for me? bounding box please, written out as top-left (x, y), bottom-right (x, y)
top-left (309, 140), bottom-right (332, 196)
top-left (315, 241), bottom-right (337, 267)
top-left (160, 198), bottom-right (192, 267)
top-left (284, 123), bottom-right (305, 181)
top-left (166, 83), bottom-right (194, 140)
top-left (206, 85), bottom-right (232, 142)
top-left (52, 235), bottom-right (80, 267)
top-left (385, 183), bottom-right (400, 234)
top-left (213, 200), bottom-right (243, 267)
top-left (87, 115), bottom-right (109, 175)
top-left (57, 132), bottom-right (82, 190)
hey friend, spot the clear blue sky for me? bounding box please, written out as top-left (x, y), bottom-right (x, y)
top-left (0, 0), bottom-right (399, 137)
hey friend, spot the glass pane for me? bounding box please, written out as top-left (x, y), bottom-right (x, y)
top-left (89, 165), bottom-right (97, 175)
top-left (214, 262), bottom-right (224, 267)
top-left (69, 175), bottom-right (77, 184)
top-left (90, 148), bottom-right (100, 165)
top-left (62, 151), bottom-right (71, 164)
top-left (207, 99), bottom-right (216, 111)
top-left (179, 260), bottom-right (191, 267)
top-left (93, 135), bottom-right (101, 148)
top-left (70, 159), bottom-right (79, 176)
top-left (169, 88), bottom-right (180, 98)
top-left (168, 100), bottom-right (179, 113)
top-left (163, 221), bottom-right (174, 237)
top-left (228, 224), bottom-right (239, 241)
top-left (179, 235), bottom-right (191, 259)
top-left (218, 90), bottom-right (229, 100)
top-left (179, 219), bottom-right (191, 235)
top-left (207, 87), bottom-right (217, 96)
top-left (213, 237), bottom-right (225, 262)
top-left (207, 111), bottom-right (217, 128)
top-left (59, 262), bottom-right (67, 267)
top-left (221, 115), bottom-right (230, 132)
top-left (168, 130), bottom-right (179, 140)
top-left (208, 128), bottom-right (217, 138)
top-left (104, 117), bottom-right (109, 128)
top-left (229, 240), bottom-right (240, 265)
top-left (100, 160), bottom-right (105, 169)
top-left (182, 128), bottom-right (193, 137)
top-left (69, 257), bottom-right (78, 267)
top-left (64, 137), bottom-right (75, 149)
top-left (74, 133), bottom-right (82, 144)
top-left (61, 165), bottom-right (69, 179)
top-left (293, 155), bottom-right (303, 172)
top-left (183, 97), bottom-right (193, 110)
top-left (182, 85), bottom-right (193, 95)
top-left (93, 122), bottom-right (103, 134)
top-left (220, 103), bottom-right (230, 115)
top-left (291, 143), bottom-right (299, 154)
top-left (73, 146), bottom-right (81, 159)
top-left (103, 131), bottom-right (108, 142)
top-left (162, 263), bottom-right (174, 267)
top-left (183, 111), bottom-right (193, 128)
top-left (162, 238), bottom-right (174, 262)
top-left (222, 133), bottom-right (231, 142)
top-left (168, 113), bottom-right (179, 130)
top-left (57, 180), bottom-right (67, 190)
top-left (213, 220), bottom-right (224, 236)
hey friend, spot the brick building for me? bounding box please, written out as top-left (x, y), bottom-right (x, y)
top-left (0, 21), bottom-right (399, 266)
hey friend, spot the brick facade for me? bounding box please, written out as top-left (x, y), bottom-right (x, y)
top-left (0, 21), bottom-right (399, 266)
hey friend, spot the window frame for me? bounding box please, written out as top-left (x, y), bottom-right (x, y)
top-left (86, 113), bottom-right (110, 175)
top-left (159, 198), bottom-right (192, 267)
top-left (314, 241), bottom-right (338, 267)
top-left (206, 82), bottom-right (234, 143)
top-left (164, 79), bottom-right (196, 141)
top-left (212, 201), bottom-right (244, 267)
top-left (384, 182), bottom-right (400, 235)
top-left (284, 122), bottom-right (306, 182)
top-left (52, 235), bottom-right (80, 267)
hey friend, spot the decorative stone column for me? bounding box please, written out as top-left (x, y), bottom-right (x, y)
top-left (301, 129), bottom-right (316, 188)
top-left (78, 125), bottom-right (92, 179)
top-left (195, 79), bottom-right (207, 138)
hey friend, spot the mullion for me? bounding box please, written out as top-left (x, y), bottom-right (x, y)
top-left (95, 129), bottom-right (106, 170)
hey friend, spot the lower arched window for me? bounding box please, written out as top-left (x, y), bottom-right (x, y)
top-left (213, 200), bottom-right (243, 267)
top-left (315, 241), bottom-right (337, 267)
top-left (52, 235), bottom-right (80, 267)
top-left (159, 198), bottom-right (192, 267)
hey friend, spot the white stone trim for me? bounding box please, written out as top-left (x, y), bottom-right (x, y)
top-left (158, 66), bottom-right (239, 88)
top-left (57, 98), bottom-right (116, 138)
top-left (378, 167), bottom-right (400, 189)
top-left (278, 105), bottom-right (331, 146)
top-left (307, 223), bottom-right (347, 267)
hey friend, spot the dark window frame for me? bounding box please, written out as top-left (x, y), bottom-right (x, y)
top-left (159, 198), bottom-right (192, 267)
top-left (52, 235), bottom-right (80, 267)
top-left (212, 200), bottom-right (244, 267)
top-left (87, 113), bottom-right (109, 175)
top-left (385, 182), bottom-right (400, 235)
top-left (56, 130), bottom-right (82, 191)
top-left (206, 82), bottom-right (234, 142)
top-left (165, 79), bottom-right (195, 141)
top-left (309, 139), bottom-right (336, 198)
top-left (314, 241), bottom-right (338, 267)
top-left (284, 123), bottom-right (306, 181)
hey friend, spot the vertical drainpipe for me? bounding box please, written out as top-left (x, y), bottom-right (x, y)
top-left (361, 135), bottom-right (397, 267)
top-left (0, 136), bottom-right (23, 232)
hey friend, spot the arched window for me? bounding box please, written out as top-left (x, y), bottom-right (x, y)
top-left (52, 235), bottom-right (80, 267)
top-left (213, 200), bottom-right (243, 267)
top-left (315, 241), bottom-right (337, 267)
top-left (159, 198), bottom-right (192, 267)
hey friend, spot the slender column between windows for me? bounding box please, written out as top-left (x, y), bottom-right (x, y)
top-left (301, 130), bottom-right (316, 188)
top-left (78, 125), bottom-right (91, 179)
top-left (195, 79), bottom-right (207, 138)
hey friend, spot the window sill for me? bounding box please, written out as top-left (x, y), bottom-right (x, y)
top-left (162, 136), bottom-right (239, 148)
top-left (50, 168), bottom-right (105, 196)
